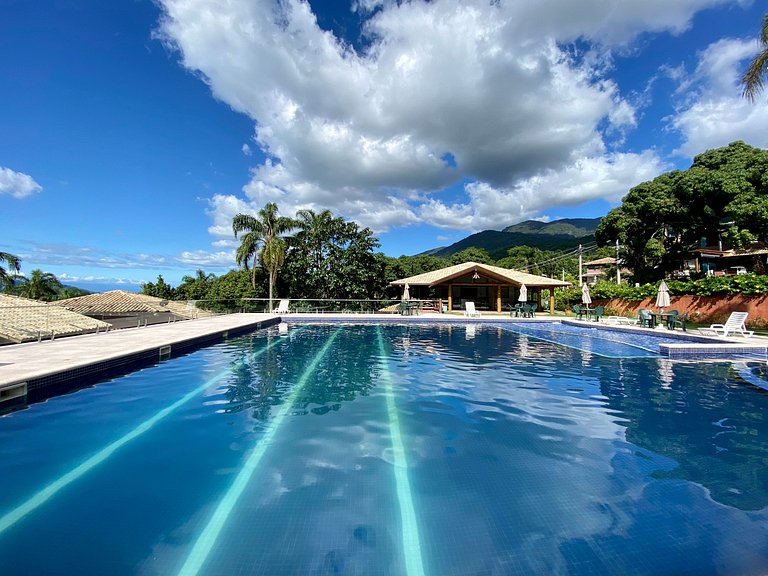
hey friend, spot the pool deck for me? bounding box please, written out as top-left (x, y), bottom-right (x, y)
top-left (0, 312), bottom-right (765, 410)
top-left (0, 313), bottom-right (279, 392)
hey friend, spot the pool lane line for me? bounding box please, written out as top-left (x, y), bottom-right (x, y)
top-left (177, 328), bottom-right (341, 576)
top-left (0, 328), bottom-right (296, 537)
top-left (376, 327), bottom-right (427, 576)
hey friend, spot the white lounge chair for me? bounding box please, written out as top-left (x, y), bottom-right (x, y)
top-left (463, 301), bottom-right (481, 317)
top-left (274, 299), bottom-right (291, 314)
top-left (606, 315), bottom-right (635, 325)
top-left (697, 311), bottom-right (754, 338)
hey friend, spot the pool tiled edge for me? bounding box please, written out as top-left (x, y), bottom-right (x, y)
top-left (0, 314), bottom-right (279, 410)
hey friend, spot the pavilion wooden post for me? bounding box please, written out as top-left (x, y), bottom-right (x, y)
top-left (549, 292), bottom-right (555, 314)
top-left (496, 285), bottom-right (502, 312)
top-left (537, 291), bottom-right (543, 311)
top-left (448, 284), bottom-right (453, 312)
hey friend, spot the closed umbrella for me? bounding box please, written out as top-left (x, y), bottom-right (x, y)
top-left (402, 282), bottom-right (410, 301)
top-left (518, 284), bottom-right (527, 302)
top-left (581, 283), bottom-right (592, 305)
top-left (656, 280), bottom-right (670, 312)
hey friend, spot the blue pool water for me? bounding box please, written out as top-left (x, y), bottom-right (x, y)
top-left (1, 323), bottom-right (768, 575)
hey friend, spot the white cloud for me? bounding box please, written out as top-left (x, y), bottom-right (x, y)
top-left (420, 150), bottom-right (670, 231)
top-left (157, 0), bottom-right (743, 233)
top-left (178, 250), bottom-right (235, 267)
top-left (670, 38), bottom-right (768, 156)
top-left (0, 167), bottom-right (42, 199)
top-left (241, 143), bottom-right (252, 156)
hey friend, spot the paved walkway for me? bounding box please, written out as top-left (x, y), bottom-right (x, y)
top-left (0, 313), bottom-right (277, 388)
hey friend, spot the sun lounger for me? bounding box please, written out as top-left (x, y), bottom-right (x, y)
top-left (697, 311), bottom-right (754, 338)
top-left (274, 299), bottom-right (291, 314)
top-left (606, 315), bottom-right (635, 325)
top-left (463, 301), bottom-right (481, 317)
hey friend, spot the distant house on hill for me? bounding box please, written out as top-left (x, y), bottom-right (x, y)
top-left (688, 244), bottom-right (768, 276)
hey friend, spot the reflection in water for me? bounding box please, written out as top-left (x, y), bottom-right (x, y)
top-left (223, 326), bottom-right (383, 423)
top-left (598, 358), bottom-right (768, 510)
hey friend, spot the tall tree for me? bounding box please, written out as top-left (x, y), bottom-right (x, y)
top-left (0, 251), bottom-right (21, 290)
top-left (742, 12), bottom-right (768, 102)
top-left (597, 141), bottom-right (768, 283)
top-left (232, 202), bottom-right (295, 311)
top-left (15, 269), bottom-right (62, 301)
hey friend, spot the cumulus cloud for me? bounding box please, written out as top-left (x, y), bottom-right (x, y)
top-left (669, 38), bottom-right (768, 156)
top-left (0, 167), bottom-right (42, 199)
top-left (157, 0), bottom-right (739, 234)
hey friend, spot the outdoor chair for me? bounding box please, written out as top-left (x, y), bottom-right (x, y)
top-left (521, 303), bottom-right (533, 317)
top-left (572, 304), bottom-right (583, 319)
top-left (637, 309), bottom-right (654, 328)
top-left (698, 311), bottom-right (754, 338)
top-left (530, 303), bottom-right (538, 316)
top-left (464, 301), bottom-right (481, 317)
top-left (664, 310), bottom-right (679, 330)
top-left (509, 303), bottom-right (522, 317)
top-left (274, 300), bottom-right (291, 314)
top-left (592, 305), bottom-right (604, 322)
top-left (399, 301), bottom-right (409, 316)
top-left (671, 311), bottom-right (688, 331)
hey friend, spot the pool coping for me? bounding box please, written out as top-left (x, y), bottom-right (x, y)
top-left (1, 312), bottom-right (765, 411)
top-left (0, 314), bottom-right (279, 409)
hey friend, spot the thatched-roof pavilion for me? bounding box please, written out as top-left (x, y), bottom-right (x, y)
top-left (389, 261), bottom-right (571, 313)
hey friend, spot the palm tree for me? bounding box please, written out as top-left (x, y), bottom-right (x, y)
top-left (232, 203), bottom-right (296, 311)
top-left (292, 209), bottom-right (335, 296)
top-left (15, 269), bottom-right (62, 301)
top-left (0, 251), bottom-right (21, 291)
top-left (742, 12), bottom-right (768, 102)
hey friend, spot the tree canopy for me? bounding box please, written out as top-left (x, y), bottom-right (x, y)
top-left (596, 141), bottom-right (768, 283)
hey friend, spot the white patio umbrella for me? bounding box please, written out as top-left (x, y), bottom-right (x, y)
top-left (518, 284), bottom-right (528, 302)
top-left (656, 280), bottom-right (670, 312)
top-left (401, 282), bottom-right (410, 301)
top-left (581, 283), bottom-right (592, 305)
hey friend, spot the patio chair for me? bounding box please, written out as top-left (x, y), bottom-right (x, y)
top-left (530, 303), bottom-right (538, 316)
top-left (664, 310), bottom-right (679, 330)
top-left (698, 312), bottom-right (754, 338)
top-left (521, 303), bottom-right (533, 317)
top-left (592, 305), bottom-right (604, 322)
top-left (274, 299), bottom-right (291, 314)
top-left (637, 309), bottom-right (654, 328)
top-left (464, 301), bottom-right (481, 317)
top-left (399, 301), bottom-right (409, 316)
top-left (509, 303), bottom-right (521, 317)
top-left (572, 304), bottom-right (583, 319)
top-left (671, 311), bottom-right (688, 331)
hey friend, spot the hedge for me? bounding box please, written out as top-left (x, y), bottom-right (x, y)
top-left (555, 274), bottom-right (768, 308)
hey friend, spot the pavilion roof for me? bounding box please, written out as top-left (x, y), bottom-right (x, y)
top-left (0, 294), bottom-right (111, 344)
top-left (52, 290), bottom-right (212, 319)
top-left (389, 261), bottom-right (571, 288)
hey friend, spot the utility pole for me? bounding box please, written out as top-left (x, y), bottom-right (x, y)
top-left (616, 239), bottom-right (621, 285)
top-left (578, 244), bottom-right (583, 286)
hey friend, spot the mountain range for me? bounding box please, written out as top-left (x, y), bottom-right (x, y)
top-left (420, 218), bottom-right (602, 260)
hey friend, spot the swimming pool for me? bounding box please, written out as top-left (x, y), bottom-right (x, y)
top-left (1, 322), bottom-right (767, 575)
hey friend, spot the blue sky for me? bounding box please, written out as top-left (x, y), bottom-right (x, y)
top-left (2, 0), bottom-right (767, 291)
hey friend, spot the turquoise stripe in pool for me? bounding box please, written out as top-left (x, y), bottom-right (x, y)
top-left (1, 323), bottom-right (767, 575)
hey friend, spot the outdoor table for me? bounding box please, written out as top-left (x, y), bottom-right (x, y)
top-left (579, 307), bottom-right (593, 320)
top-left (650, 312), bottom-right (675, 328)
top-left (406, 301), bottom-right (422, 316)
